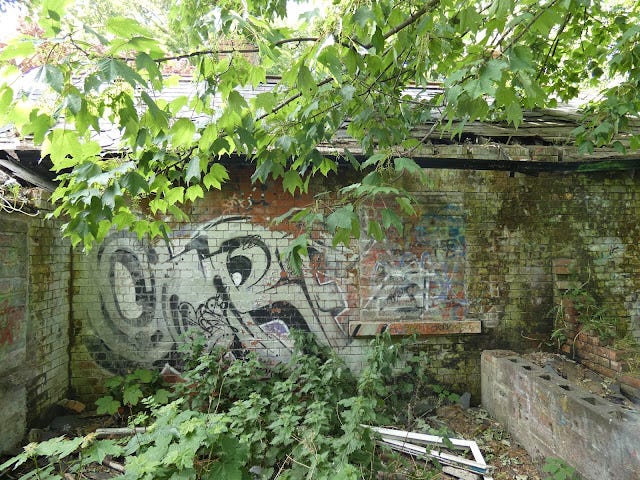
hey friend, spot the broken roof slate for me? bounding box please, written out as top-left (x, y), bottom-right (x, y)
top-left (1, 76), bottom-right (639, 180)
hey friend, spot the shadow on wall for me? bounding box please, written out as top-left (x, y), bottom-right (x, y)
top-left (84, 216), bottom-right (353, 374)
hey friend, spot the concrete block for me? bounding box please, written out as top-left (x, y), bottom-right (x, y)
top-left (482, 350), bottom-right (640, 480)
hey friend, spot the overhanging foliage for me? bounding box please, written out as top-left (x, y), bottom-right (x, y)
top-left (1, 0), bottom-right (639, 257)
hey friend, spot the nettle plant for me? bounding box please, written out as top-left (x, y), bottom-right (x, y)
top-left (95, 368), bottom-right (171, 419)
top-left (1, 332), bottom-right (449, 480)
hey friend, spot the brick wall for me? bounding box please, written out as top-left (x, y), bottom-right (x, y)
top-left (0, 197), bottom-right (71, 453)
top-left (70, 167), bottom-right (640, 404)
top-left (0, 215), bottom-right (29, 453)
top-left (26, 204), bottom-right (72, 418)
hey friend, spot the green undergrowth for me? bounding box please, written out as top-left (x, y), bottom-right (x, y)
top-left (1, 332), bottom-right (451, 480)
top-left (550, 283), bottom-right (627, 350)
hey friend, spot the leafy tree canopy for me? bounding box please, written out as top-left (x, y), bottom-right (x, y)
top-left (1, 0), bottom-right (639, 257)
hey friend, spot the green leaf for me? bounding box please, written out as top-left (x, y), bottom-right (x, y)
top-left (185, 184), bottom-right (204, 202)
top-left (393, 157), bottom-right (422, 175)
top-left (370, 27), bottom-right (384, 53)
top-left (381, 208), bottom-right (403, 234)
top-left (136, 52), bottom-right (163, 86)
top-left (318, 45), bottom-right (344, 81)
top-left (508, 45), bottom-right (533, 71)
top-left (282, 170), bottom-right (304, 194)
top-left (165, 187), bottom-right (185, 205)
top-left (85, 440), bottom-right (124, 465)
top-left (326, 205), bottom-right (356, 233)
top-left (353, 6), bottom-right (375, 28)
top-left (343, 149), bottom-right (360, 170)
top-left (253, 91), bottom-right (277, 113)
top-left (296, 64), bottom-right (317, 95)
top-left (134, 368), bottom-right (154, 383)
top-left (367, 220), bottom-right (384, 241)
top-left (26, 111), bottom-right (53, 144)
top-left (123, 385), bottom-right (144, 406)
top-left (203, 163), bottom-right (229, 189)
top-left (505, 102), bottom-right (523, 128)
top-left (282, 233), bottom-right (309, 275)
top-left (98, 58), bottom-right (146, 87)
top-left (34, 65), bottom-right (64, 93)
top-left (199, 124), bottom-right (219, 151)
top-left (107, 16), bottom-right (153, 39)
top-left (170, 118), bottom-right (196, 148)
top-left (40, 0), bottom-right (69, 35)
top-left (36, 436), bottom-right (83, 459)
top-left (121, 171), bottom-right (149, 194)
top-left (153, 389), bottom-right (171, 404)
top-left (361, 153), bottom-right (387, 169)
top-left (227, 90), bottom-right (248, 114)
top-left (95, 395), bottom-right (121, 415)
top-left (0, 38), bottom-right (36, 61)
top-left (396, 196), bottom-right (416, 216)
top-left (185, 156), bottom-right (202, 183)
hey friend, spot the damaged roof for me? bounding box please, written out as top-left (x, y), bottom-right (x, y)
top-left (1, 76), bottom-right (639, 189)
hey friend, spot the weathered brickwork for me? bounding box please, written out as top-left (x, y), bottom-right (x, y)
top-left (0, 206), bottom-right (71, 453)
top-left (69, 167), bottom-right (640, 405)
top-left (26, 211), bottom-right (71, 419)
top-left (0, 215), bottom-right (29, 453)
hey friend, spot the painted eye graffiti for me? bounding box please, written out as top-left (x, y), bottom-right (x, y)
top-left (228, 254), bottom-right (252, 286)
top-left (222, 236), bottom-right (271, 289)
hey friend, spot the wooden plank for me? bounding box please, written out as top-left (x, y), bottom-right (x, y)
top-left (349, 320), bottom-right (482, 337)
top-left (442, 466), bottom-right (481, 480)
top-left (0, 156), bottom-right (56, 191)
top-left (95, 427), bottom-right (146, 438)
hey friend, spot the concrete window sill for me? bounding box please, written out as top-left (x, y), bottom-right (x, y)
top-left (349, 320), bottom-right (482, 337)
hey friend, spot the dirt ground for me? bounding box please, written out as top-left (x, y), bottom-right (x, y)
top-left (425, 404), bottom-right (545, 480)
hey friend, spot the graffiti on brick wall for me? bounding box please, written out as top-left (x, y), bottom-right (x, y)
top-left (362, 203), bottom-right (466, 320)
top-left (87, 216), bottom-right (351, 372)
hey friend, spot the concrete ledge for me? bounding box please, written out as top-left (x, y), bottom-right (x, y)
top-left (349, 321), bottom-right (482, 337)
top-left (481, 350), bottom-right (640, 480)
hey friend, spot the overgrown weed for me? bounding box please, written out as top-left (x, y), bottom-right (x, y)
top-left (1, 331), bottom-right (454, 479)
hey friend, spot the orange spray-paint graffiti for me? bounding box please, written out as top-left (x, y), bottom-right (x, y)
top-left (0, 299), bottom-right (24, 347)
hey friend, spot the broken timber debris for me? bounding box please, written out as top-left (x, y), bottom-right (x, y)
top-left (363, 425), bottom-right (493, 480)
top-left (94, 427), bottom-right (146, 438)
top-left (442, 466), bottom-right (481, 480)
top-left (102, 459), bottom-right (125, 473)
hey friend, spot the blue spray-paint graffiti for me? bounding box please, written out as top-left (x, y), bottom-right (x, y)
top-left (362, 203), bottom-right (466, 320)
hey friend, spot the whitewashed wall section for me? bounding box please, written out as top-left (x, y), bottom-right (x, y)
top-left (82, 216), bottom-right (354, 373)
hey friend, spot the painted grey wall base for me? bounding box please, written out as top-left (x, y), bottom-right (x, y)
top-left (0, 385), bottom-right (26, 455)
top-left (481, 350), bottom-right (640, 480)
top-left (0, 211), bottom-right (71, 454)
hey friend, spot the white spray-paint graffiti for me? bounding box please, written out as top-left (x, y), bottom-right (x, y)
top-left (88, 217), bottom-right (350, 372)
top-left (362, 204), bottom-right (466, 321)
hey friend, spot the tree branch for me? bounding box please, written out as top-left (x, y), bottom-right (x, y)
top-left (257, 77), bottom-right (333, 121)
top-left (362, 1), bottom-right (439, 49)
top-left (152, 37), bottom-right (319, 63)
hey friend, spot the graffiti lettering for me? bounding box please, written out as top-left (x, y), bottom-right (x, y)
top-left (362, 203), bottom-right (466, 321)
top-left (86, 217), bottom-right (351, 373)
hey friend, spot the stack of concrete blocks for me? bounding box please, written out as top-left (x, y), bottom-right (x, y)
top-left (482, 350), bottom-right (640, 480)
